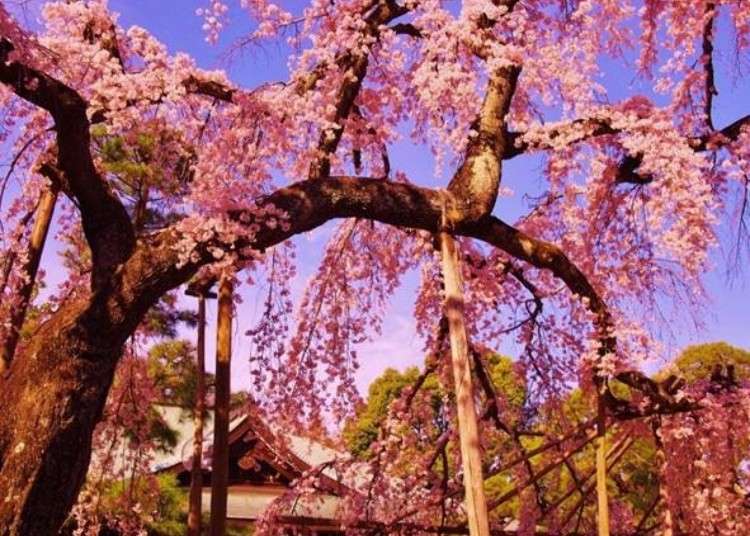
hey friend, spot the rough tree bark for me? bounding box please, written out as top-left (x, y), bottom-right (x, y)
top-left (0, 235), bottom-right (195, 534)
top-left (0, 298), bottom-right (120, 534)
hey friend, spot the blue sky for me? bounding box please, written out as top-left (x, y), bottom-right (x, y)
top-left (7, 0), bottom-right (750, 395)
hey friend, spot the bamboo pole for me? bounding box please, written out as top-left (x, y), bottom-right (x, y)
top-left (186, 282), bottom-right (217, 536)
top-left (487, 430), bottom-right (599, 511)
top-left (560, 435), bottom-right (634, 528)
top-left (0, 185), bottom-right (58, 374)
top-left (210, 276), bottom-right (233, 536)
top-left (539, 433), bottom-right (629, 520)
top-left (595, 395), bottom-right (610, 536)
top-left (439, 230), bottom-right (490, 536)
top-left (633, 494), bottom-right (661, 534)
top-left (652, 418), bottom-right (674, 536)
top-left (487, 419), bottom-right (597, 480)
top-left (389, 421), bottom-right (598, 527)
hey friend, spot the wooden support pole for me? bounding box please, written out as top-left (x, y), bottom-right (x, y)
top-left (633, 494), bottom-right (661, 534)
top-left (560, 435), bottom-right (634, 528)
top-left (439, 231), bottom-right (490, 536)
top-left (595, 394), bottom-right (610, 536)
top-left (486, 419), bottom-right (596, 481)
top-left (487, 430), bottom-right (599, 511)
top-left (187, 294), bottom-right (206, 535)
top-left (390, 421), bottom-right (599, 527)
top-left (651, 418), bottom-right (674, 536)
top-left (661, 494), bottom-right (674, 536)
top-left (186, 281), bottom-right (217, 536)
top-left (0, 186), bottom-right (58, 374)
top-left (210, 276), bottom-right (233, 536)
top-left (540, 433), bottom-right (630, 521)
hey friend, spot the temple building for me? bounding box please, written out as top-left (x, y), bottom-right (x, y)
top-left (152, 405), bottom-right (349, 534)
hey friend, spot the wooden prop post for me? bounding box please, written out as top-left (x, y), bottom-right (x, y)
top-left (439, 230), bottom-right (491, 536)
top-left (652, 417), bottom-right (674, 536)
top-left (210, 276), bottom-right (233, 536)
top-left (595, 393), bottom-right (610, 536)
top-left (186, 282), bottom-right (217, 536)
top-left (560, 434), bottom-right (634, 529)
top-left (1, 186), bottom-right (58, 374)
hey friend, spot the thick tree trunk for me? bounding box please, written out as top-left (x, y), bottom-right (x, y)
top-left (0, 233), bottom-right (197, 535)
top-left (0, 297), bottom-right (120, 535)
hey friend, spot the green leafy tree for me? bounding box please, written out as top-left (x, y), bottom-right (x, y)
top-left (148, 340), bottom-right (201, 408)
top-left (347, 344), bottom-right (748, 528)
top-left (343, 352), bottom-right (527, 521)
top-left (344, 353), bottom-right (526, 459)
top-left (92, 123), bottom-right (191, 232)
top-left (551, 342), bottom-right (750, 529)
top-left (665, 341), bottom-right (750, 382)
top-left (343, 366), bottom-right (424, 458)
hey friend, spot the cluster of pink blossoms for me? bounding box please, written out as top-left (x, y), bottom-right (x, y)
top-left (1, 0), bottom-right (750, 532)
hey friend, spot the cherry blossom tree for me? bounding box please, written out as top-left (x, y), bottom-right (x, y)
top-left (1, 0), bottom-right (749, 534)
